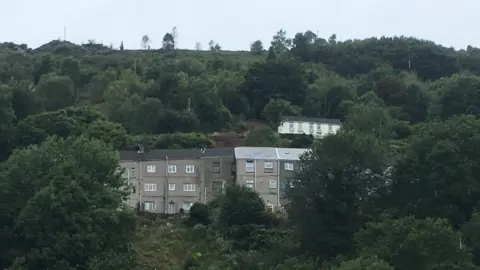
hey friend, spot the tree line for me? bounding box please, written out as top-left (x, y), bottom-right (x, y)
top-left (2, 28), bottom-right (480, 268)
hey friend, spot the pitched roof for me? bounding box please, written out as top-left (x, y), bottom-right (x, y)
top-left (234, 147), bottom-right (278, 160)
top-left (281, 116), bottom-right (341, 125)
top-left (275, 148), bottom-right (310, 160)
top-left (119, 148), bottom-right (234, 161)
top-left (234, 147), bottom-right (310, 160)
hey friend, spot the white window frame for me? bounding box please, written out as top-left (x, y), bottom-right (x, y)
top-left (144, 183), bottom-right (157, 191)
top-left (183, 184), bottom-right (196, 192)
top-left (269, 180), bottom-right (277, 189)
top-left (289, 122), bottom-right (294, 131)
top-left (185, 165), bottom-right (195, 174)
top-left (183, 202), bottom-right (194, 211)
top-left (144, 201), bottom-right (156, 211)
top-left (284, 163), bottom-right (294, 171)
top-left (146, 165), bottom-right (156, 173)
top-left (168, 165), bottom-right (177, 173)
top-left (168, 183), bottom-right (176, 191)
top-left (246, 160), bottom-right (255, 172)
top-left (245, 180), bottom-right (254, 189)
top-left (264, 161), bottom-right (273, 169)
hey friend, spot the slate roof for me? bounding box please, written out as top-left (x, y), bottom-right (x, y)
top-left (234, 147), bottom-right (278, 160)
top-left (119, 148), bottom-right (234, 161)
top-left (276, 148), bottom-right (310, 160)
top-left (120, 147), bottom-right (310, 162)
top-left (281, 116), bottom-right (341, 125)
top-left (234, 147), bottom-right (310, 160)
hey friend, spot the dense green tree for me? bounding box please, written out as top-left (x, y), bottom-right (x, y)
top-left (355, 216), bottom-right (474, 270)
top-left (250, 40), bottom-right (264, 55)
top-left (389, 115), bottom-right (480, 228)
top-left (242, 60), bottom-right (307, 117)
top-left (262, 98), bottom-right (301, 127)
top-left (287, 131), bottom-right (391, 260)
top-left (0, 136), bottom-right (136, 270)
top-left (35, 73), bottom-right (75, 111)
top-left (429, 73), bottom-right (480, 120)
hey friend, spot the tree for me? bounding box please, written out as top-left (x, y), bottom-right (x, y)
top-left (194, 42), bottom-right (202, 50)
top-left (119, 41), bottom-right (124, 50)
top-left (429, 73), bottom-right (480, 120)
top-left (242, 60), bottom-right (307, 117)
top-left (0, 85), bottom-right (15, 159)
top-left (162, 33), bottom-right (175, 51)
top-left (355, 216), bottom-right (474, 270)
top-left (389, 115), bottom-right (480, 228)
top-left (35, 73), bottom-right (75, 111)
top-left (0, 136), bottom-right (137, 269)
top-left (82, 120), bottom-right (128, 149)
top-left (250, 40), bottom-right (264, 55)
top-left (271, 29), bottom-right (291, 55)
top-left (208, 40), bottom-right (221, 51)
top-left (287, 131), bottom-right (391, 260)
top-left (141, 34), bottom-right (151, 49)
top-left (245, 127), bottom-right (280, 147)
top-left (262, 98), bottom-right (301, 127)
top-left (331, 256), bottom-right (393, 270)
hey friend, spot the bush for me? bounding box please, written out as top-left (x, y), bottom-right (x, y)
top-left (186, 202), bottom-right (211, 226)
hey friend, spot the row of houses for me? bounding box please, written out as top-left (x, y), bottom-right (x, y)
top-left (119, 147), bottom-right (309, 213)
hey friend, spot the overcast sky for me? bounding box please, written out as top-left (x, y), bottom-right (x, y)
top-left (1, 0), bottom-right (479, 50)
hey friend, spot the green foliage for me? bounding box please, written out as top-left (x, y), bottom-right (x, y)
top-left (287, 131), bottom-right (391, 260)
top-left (245, 127), bottom-right (281, 147)
top-left (4, 30), bottom-right (480, 269)
top-left (187, 202), bottom-right (211, 226)
top-left (262, 98), bottom-right (301, 127)
top-left (330, 256), bottom-right (393, 270)
top-left (354, 216), bottom-right (473, 270)
top-left (389, 115), bottom-right (480, 228)
top-left (0, 136), bottom-right (136, 270)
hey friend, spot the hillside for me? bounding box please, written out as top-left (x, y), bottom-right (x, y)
top-left (3, 29), bottom-right (480, 269)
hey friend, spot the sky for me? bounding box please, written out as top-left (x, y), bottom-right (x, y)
top-left (1, 0), bottom-right (479, 50)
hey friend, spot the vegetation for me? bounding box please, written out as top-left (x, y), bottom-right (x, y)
top-left (2, 28), bottom-right (480, 268)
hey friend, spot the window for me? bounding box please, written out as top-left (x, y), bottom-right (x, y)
top-left (185, 165), bottom-right (195, 174)
top-left (264, 161), bottom-right (274, 173)
top-left (183, 202), bottom-right (194, 211)
top-left (284, 163), bottom-right (294, 171)
top-left (328, 124), bottom-right (333, 133)
top-left (298, 123), bottom-right (303, 132)
top-left (130, 168), bottom-right (136, 178)
top-left (212, 161), bottom-right (220, 173)
top-left (183, 184), bottom-right (196, 192)
top-left (212, 181), bottom-right (223, 194)
top-left (168, 165), bottom-right (177, 173)
top-left (245, 179), bottom-right (254, 189)
top-left (309, 122), bottom-right (314, 134)
top-left (146, 165), bottom-right (156, 173)
top-left (316, 129), bottom-right (323, 137)
top-left (246, 160), bottom-right (255, 172)
top-left (169, 183), bottom-right (176, 191)
top-left (144, 201), bottom-right (156, 211)
top-left (144, 183), bottom-right (157, 191)
top-left (269, 180), bottom-right (277, 189)
top-left (289, 122), bottom-right (294, 132)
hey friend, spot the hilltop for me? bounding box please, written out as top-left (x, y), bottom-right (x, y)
top-left (4, 29), bottom-right (480, 269)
